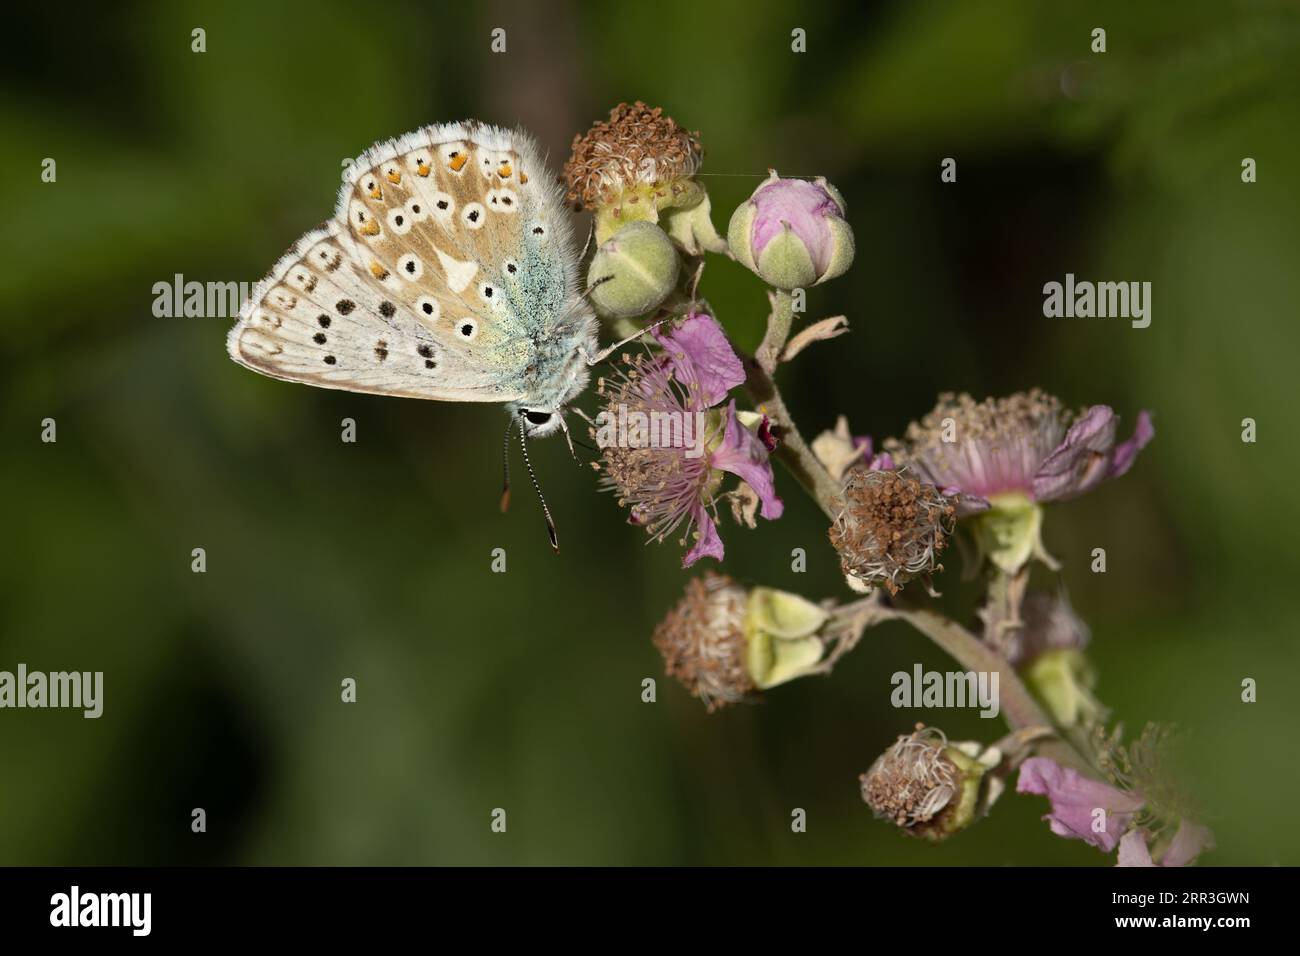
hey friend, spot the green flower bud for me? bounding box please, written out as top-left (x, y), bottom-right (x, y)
top-left (587, 221), bottom-right (680, 319)
top-left (1024, 648), bottom-right (1102, 728)
top-left (728, 171), bottom-right (855, 290)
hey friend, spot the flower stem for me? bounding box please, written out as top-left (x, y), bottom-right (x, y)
top-left (890, 607), bottom-right (1095, 773)
top-left (740, 287), bottom-right (1094, 775)
top-left (742, 290), bottom-right (842, 519)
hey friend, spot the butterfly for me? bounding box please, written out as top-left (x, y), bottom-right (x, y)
top-left (227, 121), bottom-right (613, 549)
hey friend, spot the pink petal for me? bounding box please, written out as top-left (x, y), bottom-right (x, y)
top-left (681, 502), bottom-right (724, 567)
top-left (1160, 819), bottom-right (1215, 867)
top-left (654, 312), bottom-right (744, 407)
top-left (1110, 409), bottom-right (1155, 478)
top-left (710, 401), bottom-right (784, 520)
top-left (1116, 829), bottom-right (1157, 867)
top-left (854, 435), bottom-right (894, 472)
top-left (1032, 405), bottom-right (1119, 502)
top-left (750, 179), bottom-right (839, 274)
top-left (1018, 757), bottom-right (1144, 853)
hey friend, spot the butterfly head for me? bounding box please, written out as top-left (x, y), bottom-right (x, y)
top-left (519, 407), bottom-right (563, 439)
top-left (509, 323), bottom-right (596, 440)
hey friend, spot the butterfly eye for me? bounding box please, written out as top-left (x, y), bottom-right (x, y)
top-left (525, 410), bottom-right (552, 426)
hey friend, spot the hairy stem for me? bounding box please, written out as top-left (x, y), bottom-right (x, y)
top-left (889, 607), bottom-right (1095, 773)
top-left (742, 290), bottom-right (842, 518)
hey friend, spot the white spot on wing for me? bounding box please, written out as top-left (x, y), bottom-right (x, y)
top-left (436, 249), bottom-right (478, 293)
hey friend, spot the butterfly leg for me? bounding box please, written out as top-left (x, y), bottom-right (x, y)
top-left (583, 317), bottom-right (671, 366)
top-left (556, 413), bottom-right (581, 464)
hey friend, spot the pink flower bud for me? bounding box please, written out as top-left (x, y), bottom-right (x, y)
top-left (728, 172), bottom-right (855, 289)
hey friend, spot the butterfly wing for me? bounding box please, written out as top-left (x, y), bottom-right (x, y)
top-left (228, 121), bottom-right (579, 405)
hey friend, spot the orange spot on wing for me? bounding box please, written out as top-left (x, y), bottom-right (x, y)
top-left (369, 185), bottom-right (383, 200)
top-left (498, 162), bottom-right (512, 178)
top-left (359, 220), bottom-right (381, 236)
top-left (417, 162), bottom-right (431, 176)
top-left (449, 153), bottom-right (468, 171)
top-left (386, 170), bottom-right (401, 184)
top-left (369, 261), bottom-right (387, 278)
top-left (519, 171), bottom-right (529, 184)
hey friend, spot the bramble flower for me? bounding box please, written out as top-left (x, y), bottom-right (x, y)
top-left (861, 725), bottom-right (1002, 841)
top-left (1020, 745), bottom-right (1214, 865)
top-left (728, 172), bottom-right (855, 289)
top-left (592, 312), bottom-right (783, 566)
top-left (562, 101), bottom-right (726, 252)
top-left (885, 391), bottom-right (1155, 573)
top-left (652, 572), bottom-right (831, 711)
top-left (829, 467), bottom-right (955, 595)
top-left (1017, 756), bottom-right (1144, 852)
top-left (587, 220), bottom-right (680, 318)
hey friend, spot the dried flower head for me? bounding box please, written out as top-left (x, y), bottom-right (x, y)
top-left (829, 468), bottom-right (955, 594)
top-left (861, 725), bottom-right (987, 840)
top-left (563, 101), bottom-right (704, 211)
top-left (651, 576), bottom-right (835, 711)
top-left (652, 572), bottom-right (754, 711)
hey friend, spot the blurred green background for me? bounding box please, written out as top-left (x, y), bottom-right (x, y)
top-left (2, 0), bottom-right (1298, 865)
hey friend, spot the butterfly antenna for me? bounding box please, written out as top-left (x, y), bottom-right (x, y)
top-left (517, 413), bottom-right (560, 554)
top-left (499, 417), bottom-right (514, 513)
